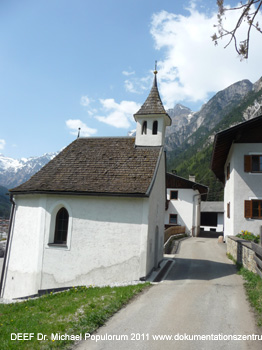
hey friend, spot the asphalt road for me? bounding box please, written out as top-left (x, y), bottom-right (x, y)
top-left (74, 237), bottom-right (261, 350)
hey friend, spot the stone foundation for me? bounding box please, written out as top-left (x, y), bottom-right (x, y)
top-left (227, 236), bottom-right (256, 273)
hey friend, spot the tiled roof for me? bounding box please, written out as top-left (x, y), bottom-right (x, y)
top-left (201, 201), bottom-right (224, 213)
top-left (10, 138), bottom-right (162, 196)
top-left (134, 75), bottom-right (171, 125)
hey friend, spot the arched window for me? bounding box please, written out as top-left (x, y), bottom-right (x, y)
top-left (152, 121), bottom-right (158, 135)
top-left (54, 207), bottom-right (69, 244)
top-left (142, 121), bottom-right (147, 135)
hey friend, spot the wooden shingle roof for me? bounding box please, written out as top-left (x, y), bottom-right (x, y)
top-left (134, 74), bottom-right (172, 125)
top-left (10, 138), bottom-right (162, 196)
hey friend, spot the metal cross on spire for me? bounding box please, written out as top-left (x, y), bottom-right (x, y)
top-left (154, 60), bottom-right (158, 75)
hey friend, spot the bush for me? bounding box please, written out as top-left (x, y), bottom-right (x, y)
top-left (236, 230), bottom-right (260, 244)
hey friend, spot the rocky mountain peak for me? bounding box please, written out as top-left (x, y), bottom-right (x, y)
top-left (253, 76), bottom-right (262, 92)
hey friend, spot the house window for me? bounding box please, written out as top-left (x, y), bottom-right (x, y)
top-left (54, 207), bottom-right (69, 244)
top-left (227, 202), bottom-right (230, 218)
top-left (244, 200), bottom-right (262, 219)
top-left (244, 155), bottom-right (262, 172)
top-left (170, 190), bottom-right (178, 200)
top-left (152, 121), bottom-right (158, 135)
top-left (169, 214), bottom-right (178, 224)
top-left (142, 121), bottom-right (147, 135)
top-left (226, 163), bottom-right (230, 180)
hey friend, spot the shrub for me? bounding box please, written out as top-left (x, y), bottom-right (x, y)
top-left (236, 230), bottom-right (260, 244)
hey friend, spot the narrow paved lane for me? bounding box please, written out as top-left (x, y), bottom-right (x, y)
top-left (74, 238), bottom-right (261, 350)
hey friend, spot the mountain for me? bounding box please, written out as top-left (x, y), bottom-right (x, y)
top-left (165, 79), bottom-right (255, 152)
top-left (166, 77), bottom-right (262, 200)
top-left (0, 152), bottom-right (58, 189)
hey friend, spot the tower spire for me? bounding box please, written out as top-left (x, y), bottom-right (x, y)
top-left (153, 60), bottom-right (158, 87)
top-left (133, 63), bottom-right (172, 147)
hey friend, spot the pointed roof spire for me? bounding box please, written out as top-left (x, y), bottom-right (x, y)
top-left (134, 63), bottom-right (171, 125)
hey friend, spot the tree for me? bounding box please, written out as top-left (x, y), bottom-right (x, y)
top-left (212, 0), bottom-right (262, 59)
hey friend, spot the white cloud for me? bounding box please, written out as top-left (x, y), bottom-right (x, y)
top-left (80, 95), bottom-right (91, 107)
top-left (124, 75), bottom-right (152, 94)
top-left (0, 139), bottom-right (6, 150)
top-left (122, 70), bottom-right (135, 76)
top-left (95, 99), bottom-right (141, 128)
top-left (124, 80), bottom-right (139, 93)
top-left (150, 4), bottom-right (262, 108)
top-left (66, 119), bottom-right (97, 137)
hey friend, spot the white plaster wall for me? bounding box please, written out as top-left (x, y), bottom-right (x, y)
top-left (135, 116), bottom-right (165, 146)
top-left (165, 188), bottom-right (196, 235)
top-left (3, 194), bottom-right (151, 299)
top-left (41, 195), bottom-right (149, 291)
top-left (224, 143), bottom-right (262, 239)
top-left (217, 213), bottom-right (224, 231)
top-left (3, 195), bottom-right (47, 299)
top-left (146, 151), bottom-right (166, 273)
top-left (224, 145), bottom-right (235, 239)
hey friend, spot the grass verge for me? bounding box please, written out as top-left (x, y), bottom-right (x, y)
top-left (0, 283), bottom-right (150, 350)
top-left (227, 253), bottom-right (262, 327)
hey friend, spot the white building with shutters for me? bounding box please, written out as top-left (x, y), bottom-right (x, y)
top-left (211, 115), bottom-right (262, 240)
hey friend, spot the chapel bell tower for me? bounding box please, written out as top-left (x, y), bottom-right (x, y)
top-left (134, 66), bottom-right (172, 147)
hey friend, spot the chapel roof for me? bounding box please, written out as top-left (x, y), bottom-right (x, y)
top-left (10, 138), bottom-right (162, 196)
top-left (134, 72), bottom-right (172, 125)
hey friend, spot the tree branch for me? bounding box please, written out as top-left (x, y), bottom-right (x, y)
top-left (212, 0), bottom-right (262, 59)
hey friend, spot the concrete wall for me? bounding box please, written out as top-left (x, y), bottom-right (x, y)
top-left (165, 188), bottom-right (199, 236)
top-left (3, 194), bottom-right (150, 299)
top-left (224, 143), bottom-right (262, 240)
top-left (146, 151), bottom-right (166, 272)
top-left (217, 213), bottom-right (224, 231)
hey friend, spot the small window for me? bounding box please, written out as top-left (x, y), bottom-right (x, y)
top-left (227, 202), bottom-right (230, 218)
top-left (226, 163), bottom-right (230, 180)
top-left (54, 208), bottom-right (69, 244)
top-left (152, 121), bottom-right (158, 135)
top-left (169, 214), bottom-right (178, 224)
top-left (244, 200), bottom-right (262, 219)
top-left (142, 121), bottom-right (147, 135)
top-left (244, 155), bottom-right (262, 173)
top-left (252, 155), bottom-right (262, 172)
top-left (170, 190), bottom-right (178, 200)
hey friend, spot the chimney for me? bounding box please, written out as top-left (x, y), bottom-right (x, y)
top-left (189, 175), bottom-right (195, 182)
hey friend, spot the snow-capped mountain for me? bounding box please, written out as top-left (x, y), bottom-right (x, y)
top-left (0, 152), bottom-right (58, 189)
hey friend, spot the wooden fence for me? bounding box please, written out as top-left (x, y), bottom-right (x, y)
top-left (164, 225), bottom-right (186, 243)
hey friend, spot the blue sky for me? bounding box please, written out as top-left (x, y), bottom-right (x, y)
top-left (1, 0), bottom-right (262, 159)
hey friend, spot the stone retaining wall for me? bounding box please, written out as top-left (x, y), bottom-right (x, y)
top-left (227, 236), bottom-right (256, 273)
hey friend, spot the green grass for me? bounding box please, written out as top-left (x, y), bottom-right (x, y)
top-left (227, 253), bottom-right (262, 327)
top-left (0, 283), bottom-right (150, 350)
